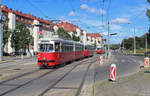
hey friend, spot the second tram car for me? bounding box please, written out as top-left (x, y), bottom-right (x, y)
top-left (96, 47), bottom-right (105, 54)
top-left (84, 44), bottom-right (94, 57)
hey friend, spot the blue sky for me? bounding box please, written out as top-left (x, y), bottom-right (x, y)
top-left (3, 0), bottom-right (150, 44)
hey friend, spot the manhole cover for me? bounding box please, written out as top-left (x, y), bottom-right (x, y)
top-left (14, 68), bottom-right (21, 70)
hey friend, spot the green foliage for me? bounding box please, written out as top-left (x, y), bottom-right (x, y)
top-left (72, 34), bottom-right (80, 41)
top-left (146, 9), bottom-right (150, 21)
top-left (111, 44), bottom-right (120, 50)
top-left (57, 28), bottom-right (71, 40)
top-left (147, 0), bottom-right (150, 20)
top-left (122, 30), bottom-right (150, 50)
top-left (2, 15), bottom-right (11, 46)
top-left (11, 22), bottom-right (33, 51)
top-left (93, 41), bottom-right (97, 49)
top-left (123, 38), bottom-right (134, 50)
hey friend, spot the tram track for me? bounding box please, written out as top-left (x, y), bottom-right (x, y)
top-left (0, 59), bottom-right (36, 70)
top-left (0, 56), bottom-right (97, 96)
top-left (0, 70), bottom-right (55, 96)
top-left (0, 69), bottom-right (40, 84)
top-left (75, 59), bottom-right (97, 96)
top-left (38, 57), bottom-right (97, 96)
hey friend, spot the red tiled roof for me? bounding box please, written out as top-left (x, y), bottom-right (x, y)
top-left (54, 22), bottom-right (79, 32)
top-left (86, 33), bottom-right (101, 38)
top-left (2, 5), bottom-right (52, 26)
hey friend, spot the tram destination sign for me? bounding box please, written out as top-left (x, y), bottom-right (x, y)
top-left (41, 40), bottom-right (50, 43)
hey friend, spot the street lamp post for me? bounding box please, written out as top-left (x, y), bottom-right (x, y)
top-left (145, 33), bottom-right (148, 52)
top-left (107, 21), bottom-right (110, 56)
top-left (134, 28), bottom-right (136, 54)
top-left (0, 0), bottom-right (3, 61)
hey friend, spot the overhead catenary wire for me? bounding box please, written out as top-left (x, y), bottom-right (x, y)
top-left (101, 0), bottom-right (105, 26)
top-left (130, 3), bottom-right (149, 25)
top-left (25, 0), bottom-right (47, 18)
top-left (106, 0), bottom-right (111, 22)
top-left (127, 2), bottom-right (149, 40)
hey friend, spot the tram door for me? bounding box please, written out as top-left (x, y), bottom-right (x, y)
top-left (55, 42), bottom-right (60, 58)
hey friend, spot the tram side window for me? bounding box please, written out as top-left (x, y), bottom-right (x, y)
top-left (62, 43), bottom-right (73, 52)
top-left (76, 45), bottom-right (83, 51)
top-left (62, 44), bottom-right (65, 52)
top-left (55, 43), bottom-right (60, 52)
top-left (85, 46), bottom-right (88, 50)
top-left (39, 44), bottom-right (54, 52)
top-left (47, 44), bottom-right (53, 52)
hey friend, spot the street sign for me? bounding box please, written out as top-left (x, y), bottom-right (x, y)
top-left (99, 56), bottom-right (103, 64)
top-left (144, 57), bottom-right (149, 67)
top-left (110, 64), bottom-right (116, 81)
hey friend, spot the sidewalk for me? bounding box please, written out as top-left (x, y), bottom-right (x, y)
top-left (0, 56), bottom-right (35, 64)
top-left (94, 67), bottom-right (150, 96)
top-left (79, 54), bottom-right (112, 96)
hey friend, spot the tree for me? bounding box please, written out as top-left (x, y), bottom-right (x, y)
top-left (57, 28), bottom-right (71, 40)
top-left (72, 34), bottom-right (80, 41)
top-left (2, 15), bottom-right (11, 47)
top-left (147, 0), bottom-right (150, 20)
top-left (93, 41), bottom-right (97, 49)
top-left (11, 22), bottom-right (33, 52)
top-left (123, 38), bottom-right (134, 50)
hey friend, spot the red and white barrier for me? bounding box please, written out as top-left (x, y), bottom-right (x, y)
top-left (99, 56), bottom-right (103, 64)
top-left (110, 64), bottom-right (116, 81)
top-left (144, 57), bottom-right (149, 67)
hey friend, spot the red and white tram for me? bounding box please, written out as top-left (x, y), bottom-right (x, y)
top-left (37, 38), bottom-right (85, 68)
top-left (84, 44), bottom-right (94, 57)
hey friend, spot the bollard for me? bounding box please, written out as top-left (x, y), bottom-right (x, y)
top-left (110, 64), bottom-right (116, 81)
top-left (144, 57), bottom-right (149, 67)
top-left (99, 56), bottom-right (103, 64)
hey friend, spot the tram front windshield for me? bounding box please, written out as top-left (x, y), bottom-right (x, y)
top-left (97, 48), bottom-right (102, 50)
top-left (39, 44), bottom-right (54, 52)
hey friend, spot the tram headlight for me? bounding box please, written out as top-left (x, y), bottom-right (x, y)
top-left (44, 57), bottom-right (46, 60)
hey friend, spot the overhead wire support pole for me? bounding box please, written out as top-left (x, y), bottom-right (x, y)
top-left (107, 21), bottom-right (110, 56)
top-left (0, 0), bottom-right (3, 61)
top-left (134, 27), bottom-right (136, 54)
top-left (145, 32), bottom-right (147, 52)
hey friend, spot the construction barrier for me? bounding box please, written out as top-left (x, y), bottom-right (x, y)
top-left (144, 57), bottom-right (149, 67)
top-left (99, 56), bottom-right (103, 64)
top-left (110, 64), bottom-right (116, 81)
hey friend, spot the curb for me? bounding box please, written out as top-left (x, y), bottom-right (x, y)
top-left (124, 54), bottom-right (145, 56)
top-left (79, 60), bottom-right (98, 96)
top-left (0, 56), bottom-right (33, 64)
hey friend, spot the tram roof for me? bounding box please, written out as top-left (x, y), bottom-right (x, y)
top-left (38, 38), bottom-right (83, 45)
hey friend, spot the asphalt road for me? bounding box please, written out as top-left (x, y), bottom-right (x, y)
top-left (0, 55), bottom-right (98, 96)
top-left (95, 51), bottom-right (144, 82)
top-left (0, 52), bottom-right (145, 96)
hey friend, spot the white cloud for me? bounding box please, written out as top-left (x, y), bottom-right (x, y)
top-left (111, 18), bottom-right (131, 24)
top-left (58, 16), bottom-right (67, 21)
top-left (68, 11), bottom-right (76, 16)
top-left (97, 9), bottom-right (106, 14)
top-left (80, 4), bottom-right (106, 14)
top-left (102, 32), bottom-right (108, 36)
top-left (80, 4), bottom-right (88, 9)
top-left (111, 24), bottom-right (122, 30)
top-left (123, 4), bottom-right (148, 20)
